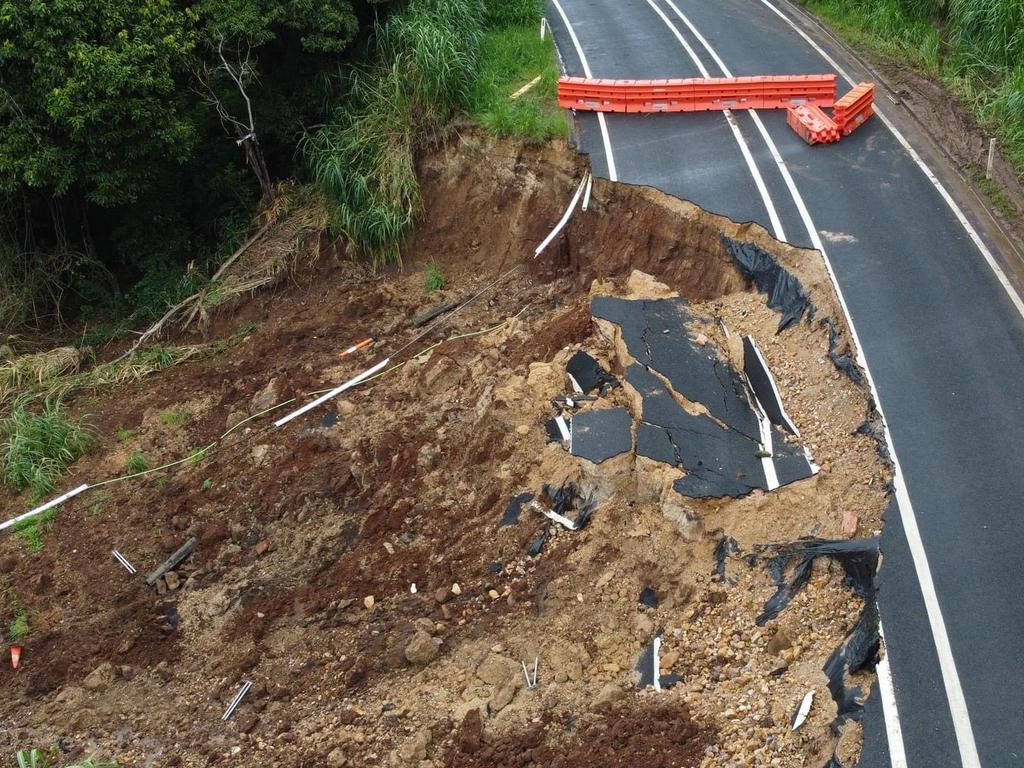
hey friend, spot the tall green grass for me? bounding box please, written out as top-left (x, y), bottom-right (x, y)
top-left (801, 0), bottom-right (1024, 178)
top-left (303, 0), bottom-right (485, 268)
top-left (303, 0), bottom-right (563, 267)
top-left (1, 398), bottom-right (91, 502)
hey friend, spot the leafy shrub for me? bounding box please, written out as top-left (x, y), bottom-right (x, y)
top-left (425, 263), bottom-right (446, 291)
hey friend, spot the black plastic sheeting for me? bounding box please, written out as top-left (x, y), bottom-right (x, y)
top-left (713, 535), bottom-right (741, 583)
top-left (756, 538), bottom-right (879, 626)
top-left (541, 482), bottom-right (596, 530)
top-left (499, 492), bottom-right (534, 527)
top-left (526, 528), bottom-right (549, 557)
top-left (566, 350), bottom-right (619, 395)
top-left (639, 586), bottom-right (659, 609)
top-left (724, 238), bottom-right (814, 332)
top-left (823, 317), bottom-right (865, 386)
top-left (823, 601), bottom-right (881, 724)
top-left (743, 336), bottom-right (798, 435)
top-left (570, 407), bottom-right (633, 464)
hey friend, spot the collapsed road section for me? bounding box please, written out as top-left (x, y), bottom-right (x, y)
top-left (0, 140), bottom-right (891, 768)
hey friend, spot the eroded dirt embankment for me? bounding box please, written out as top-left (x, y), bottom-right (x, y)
top-left (0, 135), bottom-right (888, 768)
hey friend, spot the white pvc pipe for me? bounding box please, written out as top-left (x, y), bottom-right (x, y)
top-left (274, 358), bottom-right (391, 427)
top-left (0, 484), bottom-right (89, 533)
top-left (534, 174), bottom-right (590, 256)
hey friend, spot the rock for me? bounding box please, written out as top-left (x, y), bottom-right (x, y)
top-left (251, 444), bottom-right (270, 467)
top-left (155, 661), bottom-right (174, 682)
top-left (451, 583), bottom-right (462, 596)
top-left (488, 681), bottom-right (517, 714)
top-left (155, 577), bottom-right (167, 595)
top-left (118, 665), bottom-right (135, 681)
top-left (767, 628), bottom-right (793, 656)
top-left (235, 713), bottom-right (259, 734)
top-left (164, 571), bottom-right (181, 590)
top-left (596, 682), bottom-right (625, 707)
top-left (255, 539), bottom-right (272, 556)
top-left (83, 662), bottom-right (116, 691)
top-left (326, 746), bottom-right (347, 767)
top-left (404, 629), bottom-right (439, 666)
top-left (250, 378), bottom-right (281, 415)
top-left (225, 410), bottom-right (248, 432)
top-left (397, 729), bottom-right (431, 762)
top-left (434, 587), bottom-right (449, 604)
top-left (458, 709), bottom-right (484, 754)
top-left (694, 332), bottom-right (710, 346)
top-left (841, 509), bottom-right (859, 538)
top-left (476, 653), bottom-right (516, 687)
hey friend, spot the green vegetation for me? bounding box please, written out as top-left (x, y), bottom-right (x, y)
top-left (425, 263), bottom-right (447, 291)
top-left (160, 409), bottom-right (191, 428)
top-left (115, 426), bottom-right (133, 442)
top-left (470, 25), bottom-right (567, 141)
top-left (13, 509), bottom-right (58, 553)
top-left (9, 610), bottom-right (29, 640)
top-left (202, 477), bottom-right (215, 490)
top-left (1, 398), bottom-right (91, 501)
top-left (15, 750), bottom-right (116, 768)
top-left (800, 0), bottom-right (1024, 177)
top-left (126, 450), bottom-right (149, 475)
top-left (88, 490), bottom-right (110, 517)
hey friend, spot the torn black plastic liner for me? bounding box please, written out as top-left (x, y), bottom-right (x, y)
top-left (569, 407), bottom-right (632, 464)
top-left (639, 586), bottom-right (659, 609)
top-left (541, 482), bottom-right (596, 530)
top-left (500, 492), bottom-right (534, 527)
top-left (824, 317), bottom-right (865, 386)
top-left (566, 350), bottom-right (619, 395)
top-left (756, 538), bottom-right (879, 625)
top-left (724, 238), bottom-right (813, 332)
top-left (526, 527), bottom-right (549, 557)
top-left (713, 535), bottom-right (741, 583)
top-left (743, 336), bottom-right (799, 435)
top-left (823, 601), bottom-right (881, 725)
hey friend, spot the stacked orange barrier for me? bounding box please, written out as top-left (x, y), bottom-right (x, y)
top-left (832, 82), bottom-right (875, 136)
top-left (557, 74), bottom-right (836, 114)
top-left (786, 105), bottom-right (840, 145)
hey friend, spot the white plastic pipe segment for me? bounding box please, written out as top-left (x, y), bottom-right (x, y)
top-left (274, 358), bottom-right (391, 427)
top-left (582, 175), bottom-right (593, 212)
top-left (0, 484), bottom-right (89, 533)
top-left (534, 174), bottom-right (590, 256)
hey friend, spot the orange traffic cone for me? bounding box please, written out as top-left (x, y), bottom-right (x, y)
top-left (10, 646), bottom-right (22, 670)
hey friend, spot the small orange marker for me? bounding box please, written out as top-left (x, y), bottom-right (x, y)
top-left (10, 646), bottom-right (22, 670)
top-left (339, 337), bottom-right (375, 358)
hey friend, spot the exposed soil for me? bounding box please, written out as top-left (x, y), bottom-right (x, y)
top-left (0, 134), bottom-right (889, 767)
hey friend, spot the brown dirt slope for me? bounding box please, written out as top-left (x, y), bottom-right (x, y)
top-left (0, 135), bottom-right (888, 767)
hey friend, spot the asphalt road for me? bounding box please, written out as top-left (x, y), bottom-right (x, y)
top-left (548, 1), bottom-right (1024, 766)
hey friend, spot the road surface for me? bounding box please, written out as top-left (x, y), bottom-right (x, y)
top-left (547, 1), bottom-right (1024, 766)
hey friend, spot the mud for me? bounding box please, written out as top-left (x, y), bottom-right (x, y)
top-left (0, 133), bottom-right (888, 767)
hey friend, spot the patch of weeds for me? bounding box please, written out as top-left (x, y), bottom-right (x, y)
top-left (160, 409), bottom-right (190, 428)
top-left (202, 477), bottom-right (215, 490)
top-left (126, 450), bottom-right (149, 475)
top-left (233, 322), bottom-right (258, 339)
top-left (88, 490), bottom-right (110, 517)
top-left (969, 167), bottom-right (1019, 218)
top-left (154, 476), bottom-right (168, 489)
top-left (425, 263), bottom-right (446, 292)
top-left (9, 609), bottom-right (29, 640)
top-left (13, 508), bottom-right (58, 553)
top-left (1, 398), bottom-right (92, 501)
top-left (115, 426), bottom-right (134, 442)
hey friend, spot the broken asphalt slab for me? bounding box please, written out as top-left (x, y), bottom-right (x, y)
top-left (569, 407), bottom-right (632, 464)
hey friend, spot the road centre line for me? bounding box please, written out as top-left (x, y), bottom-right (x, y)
top-left (642, 0), bottom-right (786, 241)
top-left (550, 0), bottom-right (619, 181)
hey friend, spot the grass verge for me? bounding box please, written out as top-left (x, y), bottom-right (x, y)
top-left (798, 0), bottom-right (1024, 180)
top-left (1, 398), bottom-right (91, 502)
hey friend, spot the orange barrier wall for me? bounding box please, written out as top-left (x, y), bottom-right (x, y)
top-left (832, 82), bottom-right (875, 136)
top-left (787, 105), bottom-right (840, 145)
top-left (558, 74), bottom-right (837, 114)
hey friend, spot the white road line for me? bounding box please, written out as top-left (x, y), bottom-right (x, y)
top-left (550, 0), bottom-right (619, 181)
top-left (644, 0), bottom-right (787, 241)
top-left (663, 1), bottom-right (974, 764)
top-left (758, 0), bottom-right (1024, 324)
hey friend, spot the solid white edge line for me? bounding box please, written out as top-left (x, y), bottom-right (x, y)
top-left (534, 173), bottom-right (590, 255)
top-left (877, 620), bottom-right (910, 767)
top-left (555, 415), bottom-right (571, 441)
top-left (645, 0), bottom-right (787, 242)
top-left (745, 335), bottom-right (801, 436)
top-left (274, 358), bottom-right (391, 427)
top-left (758, 0), bottom-right (1024, 324)
top-left (550, 0), bottom-right (619, 181)
top-left (672, 1), bottom-right (976, 764)
top-left (0, 483), bottom-right (89, 533)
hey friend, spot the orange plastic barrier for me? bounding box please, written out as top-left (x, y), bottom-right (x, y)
top-left (786, 105), bottom-right (840, 145)
top-left (832, 82), bottom-right (875, 136)
top-left (557, 74), bottom-right (837, 114)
